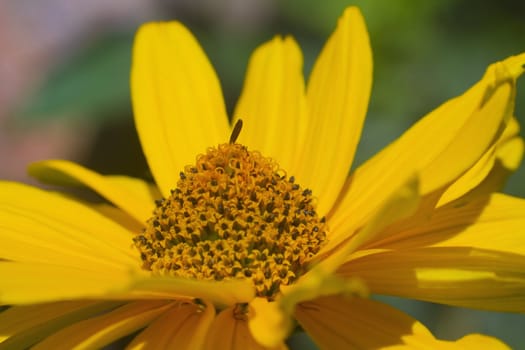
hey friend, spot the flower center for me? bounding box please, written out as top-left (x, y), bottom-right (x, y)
top-left (133, 136), bottom-right (327, 298)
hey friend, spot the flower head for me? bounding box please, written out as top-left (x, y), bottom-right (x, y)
top-left (2, 6), bottom-right (525, 350)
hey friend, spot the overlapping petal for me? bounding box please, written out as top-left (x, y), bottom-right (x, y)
top-left (32, 301), bottom-right (172, 349)
top-left (296, 6), bottom-right (373, 216)
top-left (131, 21), bottom-right (230, 197)
top-left (233, 36), bottom-right (306, 176)
top-left (329, 53), bottom-right (525, 239)
top-left (127, 299), bottom-right (214, 350)
top-left (339, 193), bottom-right (525, 311)
top-left (0, 301), bottom-right (121, 349)
top-left (29, 160), bottom-right (159, 223)
top-left (204, 306), bottom-right (287, 350)
top-left (0, 182), bottom-right (139, 268)
top-left (295, 295), bottom-right (442, 349)
top-left (438, 116), bottom-right (524, 205)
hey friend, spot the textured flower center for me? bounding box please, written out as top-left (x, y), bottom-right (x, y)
top-left (133, 139), bottom-right (327, 298)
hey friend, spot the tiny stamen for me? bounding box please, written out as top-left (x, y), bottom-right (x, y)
top-left (229, 119), bottom-right (243, 144)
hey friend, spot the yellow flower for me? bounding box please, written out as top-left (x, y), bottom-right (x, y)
top-left (1, 6), bottom-right (524, 349)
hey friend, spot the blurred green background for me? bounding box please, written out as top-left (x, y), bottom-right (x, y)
top-left (2, 0), bottom-right (524, 348)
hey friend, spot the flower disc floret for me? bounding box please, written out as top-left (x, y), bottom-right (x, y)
top-left (133, 143), bottom-right (327, 298)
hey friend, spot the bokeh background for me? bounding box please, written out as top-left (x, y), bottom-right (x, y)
top-left (1, 0), bottom-right (524, 348)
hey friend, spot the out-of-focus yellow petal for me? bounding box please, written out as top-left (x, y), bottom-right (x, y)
top-left (450, 334), bottom-right (511, 350)
top-left (0, 182), bottom-right (139, 268)
top-left (340, 193), bottom-right (525, 312)
top-left (131, 21), bottom-right (230, 197)
top-left (438, 117), bottom-right (524, 205)
top-left (32, 301), bottom-right (172, 350)
top-left (248, 297), bottom-right (293, 348)
top-left (295, 295), bottom-right (443, 349)
top-left (28, 160), bottom-right (158, 223)
top-left (329, 53), bottom-right (525, 237)
top-left (296, 6), bottom-right (372, 216)
top-left (203, 306), bottom-right (287, 350)
top-left (0, 301), bottom-right (122, 349)
top-left (127, 299), bottom-right (214, 350)
top-left (233, 36), bottom-right (306, 176)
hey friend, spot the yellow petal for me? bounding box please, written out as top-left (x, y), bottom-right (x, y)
top-left (248, 297), bottom-right (293, 348)
top-left (0, 301), bottom-right (122, 349)
top-left (126, 299), bottom-right (214, 350)
top-left (233, 35), bottom-right (306, 176)
top-left (329, 53), bottom-right (525, 237)
top-left (340, 194), bottom-right (525, 312)
top-left (451, 334), bottom-right (511, 350)
top-left (28, 160), bottom-right (158, 223)
top-left (0, 262), bottom-right (136, 305)
top-left (296, 6), bottom-right (373, 216)
top-left (319, 175), bottom-right (420, 271)
top-left (294, 295), bottom-right (443, 349)
top-left (249, 271), bottom-right (367, 348)
top-left (438, 117), bottom-right (524, 205)
top-left (32, 301), bottom-right (172, 350)
top-left (131, 21), bottom-right (230, 197)
top-left (203, 306), bottom-right (287, 350)
top-left (124, 275), bottom-right (254, 308)
top-left (93, 203), bottom-right (145, 233)
top-left (0, 182), bottom-right (139, 268)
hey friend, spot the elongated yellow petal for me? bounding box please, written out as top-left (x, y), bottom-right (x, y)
top-left (295, 295), bottom-right (443, 349)
top-left (233, 36), bottom-right (306, 176)
top-left (126, 299), bottom-right (214, 350)
top-left (330, 53), bottom-right (525, 236)
top-left (296, 6), bottom-right (372, 216)
top-left (0, 301), bottom-right (122, 349)
top-left (28, 160), bottom-right (158, 223)
top-left (131, 21), bottom-right (230, 197)
top-left (32, 301), bottom-right (172, 350)
top-left (339, 194), bottom-right (525, 312)
top-left (0, 182), bottom-right (139, 267)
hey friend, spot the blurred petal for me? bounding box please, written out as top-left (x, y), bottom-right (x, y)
top-left (131, 21), bottom-right (230, 197)
top-left (248, 297), bottom-right (293, 348)
top-left (340, 194), bottom-right (525, 311)
top-left (29, 160), bottom-right (158, 223)
top-left (297, 6), bottom-right (373, 216)
top-left (330, 53), bottom-right (525, 237)
top-left (0, 301), bottom-right (122, 349)
top-left (33, 301), bottom-right (172, 350)
top-left (452, 334), bottom-right (510, 350)
top-left (295, 295), bottom-right (443, 349)
top-left (233, 35), bottom-right (306, 176)
top-left (127, 299), bottom-right (214, 350)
